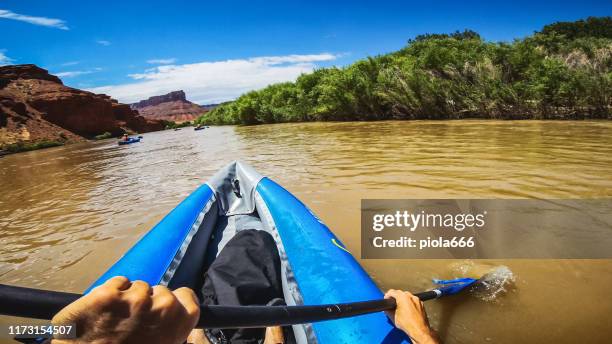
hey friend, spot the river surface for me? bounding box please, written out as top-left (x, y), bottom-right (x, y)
top-left (1, 121), bottom-right (611, 343)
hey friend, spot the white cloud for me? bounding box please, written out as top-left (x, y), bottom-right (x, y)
top-left (147, 58), bottom-right (177, 65)
top-left (0, 9), bottom-right (68, 30)
top-left (0, 51), bottom-right (14, 66)
top-left (96, 40), bottom-right (111, 46)
top-left (88, 53), bottom-right (337, 104)
top-left (61, 61), bottom-right (80, 66)
top-left (54, 70), bottom-right (94, 78)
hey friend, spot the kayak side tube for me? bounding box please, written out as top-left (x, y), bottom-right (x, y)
top-left (255, 178), bottom-right (410, 344)
top-left (85, 184), bottom-right (214, 293)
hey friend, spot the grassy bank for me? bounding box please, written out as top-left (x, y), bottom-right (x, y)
top-left (94, 132), bottom-right (113, 140)
top-left (195, 17), bottom-right (612, 125)
top-left (162, 120), bottom-right (194, 129)
top-left (1, 140), bottom-right (64, 153)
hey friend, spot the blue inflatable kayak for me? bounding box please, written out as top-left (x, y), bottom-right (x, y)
top-left (117, 137), bottom-right (140, 145)
top-left (87, 161), bottom-right (409, 343)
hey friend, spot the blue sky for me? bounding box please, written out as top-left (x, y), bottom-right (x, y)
top-left (1, 0), bottom-right (610, 104)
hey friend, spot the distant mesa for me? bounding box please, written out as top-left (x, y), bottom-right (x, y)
top-left (131, 90), bottom-right (214, 123)
top-left (131, 90), bottom-right (189, 108)
top-left (0, 64), bottom-right (164, 151)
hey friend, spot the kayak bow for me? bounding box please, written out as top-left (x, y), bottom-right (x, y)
top-left (86, 161), bottom-right (407, 343)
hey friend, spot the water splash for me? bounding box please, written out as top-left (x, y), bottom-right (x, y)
top-left (445, 261), bottom-right (515, 302)
top-left (470, 266), bottom-right (515, 302)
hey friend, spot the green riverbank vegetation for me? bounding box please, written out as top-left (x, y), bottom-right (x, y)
top-left (1, 140), bottom-right (64, 153)
top-left (162, 120), bottom-right (194, 130)
top-left (195, 17), bottom-right (612, 125)
top-left (94, 132), bottom-right (113, 140)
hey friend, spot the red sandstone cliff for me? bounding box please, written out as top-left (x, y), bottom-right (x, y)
top-left (0, 64), bottom-right (163, 147)
top-left (131, 90), bottom-right (206, 123)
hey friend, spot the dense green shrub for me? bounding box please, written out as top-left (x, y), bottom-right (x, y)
top-left (94, 132), bottom-right (113, 140)
top-left (162, 120), bottom-right (195, 129)
top-left (196, 17), bottom-right (612, 125)
top-left (2, 140), bottom-right (64, 153)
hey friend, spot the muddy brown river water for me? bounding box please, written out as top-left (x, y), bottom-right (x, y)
top-left (1, 120), bottom-right (611, 343)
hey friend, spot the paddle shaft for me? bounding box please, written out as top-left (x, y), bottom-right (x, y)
top-left (0, 284), bottom-right (441, 328)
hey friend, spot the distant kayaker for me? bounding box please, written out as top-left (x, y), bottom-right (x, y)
top-left (50, 276), bottom-right (439, 344)
top-left (122, 134), bottom-right (129, 141)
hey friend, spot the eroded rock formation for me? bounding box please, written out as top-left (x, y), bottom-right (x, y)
top-left (0, 64), bottom-right (163, 148)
